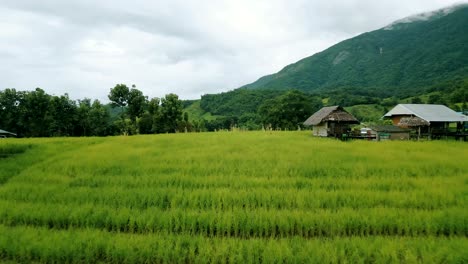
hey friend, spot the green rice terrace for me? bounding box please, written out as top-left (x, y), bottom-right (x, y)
top-left (0, 131), bottom-right (467, 263)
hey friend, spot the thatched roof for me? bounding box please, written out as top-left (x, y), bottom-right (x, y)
top-left (303, 106), bottom-right (359, 126)
top-left (398, 116), bottom-right (430, 127)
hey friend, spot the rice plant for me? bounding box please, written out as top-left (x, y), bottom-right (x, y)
top-left (0, 131), bottom-right (466, 262)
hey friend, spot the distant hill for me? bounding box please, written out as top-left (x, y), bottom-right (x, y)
top-left (241, 4), bottom-right (468, 98)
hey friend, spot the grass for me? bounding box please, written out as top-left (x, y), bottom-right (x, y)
top-left (183, 100), bottom-right (223, 121)
top-left (0, 131), bottom-right (466, 263)
top-left (345, 104), bottom-right (388, 122)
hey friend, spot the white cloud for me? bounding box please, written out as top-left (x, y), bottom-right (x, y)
top-left (0, 0), bottom-right (466, 101)
top-left (384, 3), bottom-right (467, 30)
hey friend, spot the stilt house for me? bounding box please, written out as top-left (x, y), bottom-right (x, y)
top-left (384, 104), bottom-right (467, 139)
top-left (303, 106), bottom-right (359, 137)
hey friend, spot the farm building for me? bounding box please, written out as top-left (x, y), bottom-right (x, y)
top-left (367, 125), bottom-right (410, 141)
top-left (303, 106), bottom-right (359, 137)
top-left (0, 129), bottom-right (17, 138)
top-left (384, 104), bottom-right (467, 139)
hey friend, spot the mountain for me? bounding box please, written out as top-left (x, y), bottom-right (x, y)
top-left (186, 4), bottom-right (468, 129)
top-left (241, 4), bottom-right (468, 97)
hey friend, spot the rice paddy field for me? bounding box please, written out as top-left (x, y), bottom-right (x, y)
top-left (0, 131), bottom-right (467, 263)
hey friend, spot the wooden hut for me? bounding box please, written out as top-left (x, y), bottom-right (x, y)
top-left (303, 106), bottom-right (359, 137)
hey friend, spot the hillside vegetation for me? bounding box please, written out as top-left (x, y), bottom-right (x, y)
top-left (0, 132), bottom-right (467, 262)
top-left (242, 5), bottom-right (468, 97)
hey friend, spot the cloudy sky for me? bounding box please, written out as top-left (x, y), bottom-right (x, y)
top-left (1, 0), bottom-right (465, 101)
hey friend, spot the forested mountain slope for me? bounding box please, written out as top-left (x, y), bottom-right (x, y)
top-left (241, 4), bottom-right (468, 98)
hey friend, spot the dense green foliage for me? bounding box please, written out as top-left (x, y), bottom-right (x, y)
top-left (258, 90), bottom-right (322, 130)
top-left (200, 89), bottom-right (283, 117)
top-left (195, 89), bottom-right (324, 130)
top-left (198, 89), bottom-right (280, 130)
top-left (345, 104), bottom-right (388, 122)
top-left (0, 86), bottom-right (324, 135)
top-left (242, 6), bottom-right (468, 99)
top-left (0, 88), bottom-right (113, 137)
top-left (0, 86), bottom-right (192, 137)
top-left (0, 132), bottom-right (466, 262)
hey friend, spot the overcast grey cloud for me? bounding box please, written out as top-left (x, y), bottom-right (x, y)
top-left (1, 0), bottom-right (466, 101)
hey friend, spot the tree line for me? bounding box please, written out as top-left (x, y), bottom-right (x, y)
top-left (199, 89), bottom-right (323, 131)
top-left (10, 81), bottom-right (466, 138)
top-left (0, 85), bottom-right (195, 137)
top-left (1, 85), bottom-right (327, 137)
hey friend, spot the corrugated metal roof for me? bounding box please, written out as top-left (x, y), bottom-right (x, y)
top-left (384, 104), bottom-right (467, 122)
top-left (0, 129), bottom-right (17, 136)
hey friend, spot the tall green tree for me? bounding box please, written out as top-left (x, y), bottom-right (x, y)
top-left (428, 92), bottom-right (446, 105)
top-left (138, 112), bottom-right (154, 134)
top-left (176, 112), bottom-right (193, 132)
top-left (258, 90), bottom-right (322, 130)
top-left (411, 96), bottom-right (423, 104)
top-left (77, 98), bottom-right (92, 136)
top-left (148, 97), bottom-right (160, 116)
top-left (89, 100), bottom-right (111, 136)
top-left (146, 97), bottom-right (161, 134)
top-left (108, 84), bottom-right (130, 117)
top-left (47, 94), bottom-right (77, 136)
top-left (158, 93), bottom-right (183, 133)
top-left (127, 86), bottom-right (147, 122)
top-left (21, 88), bottom-right (51, 137)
